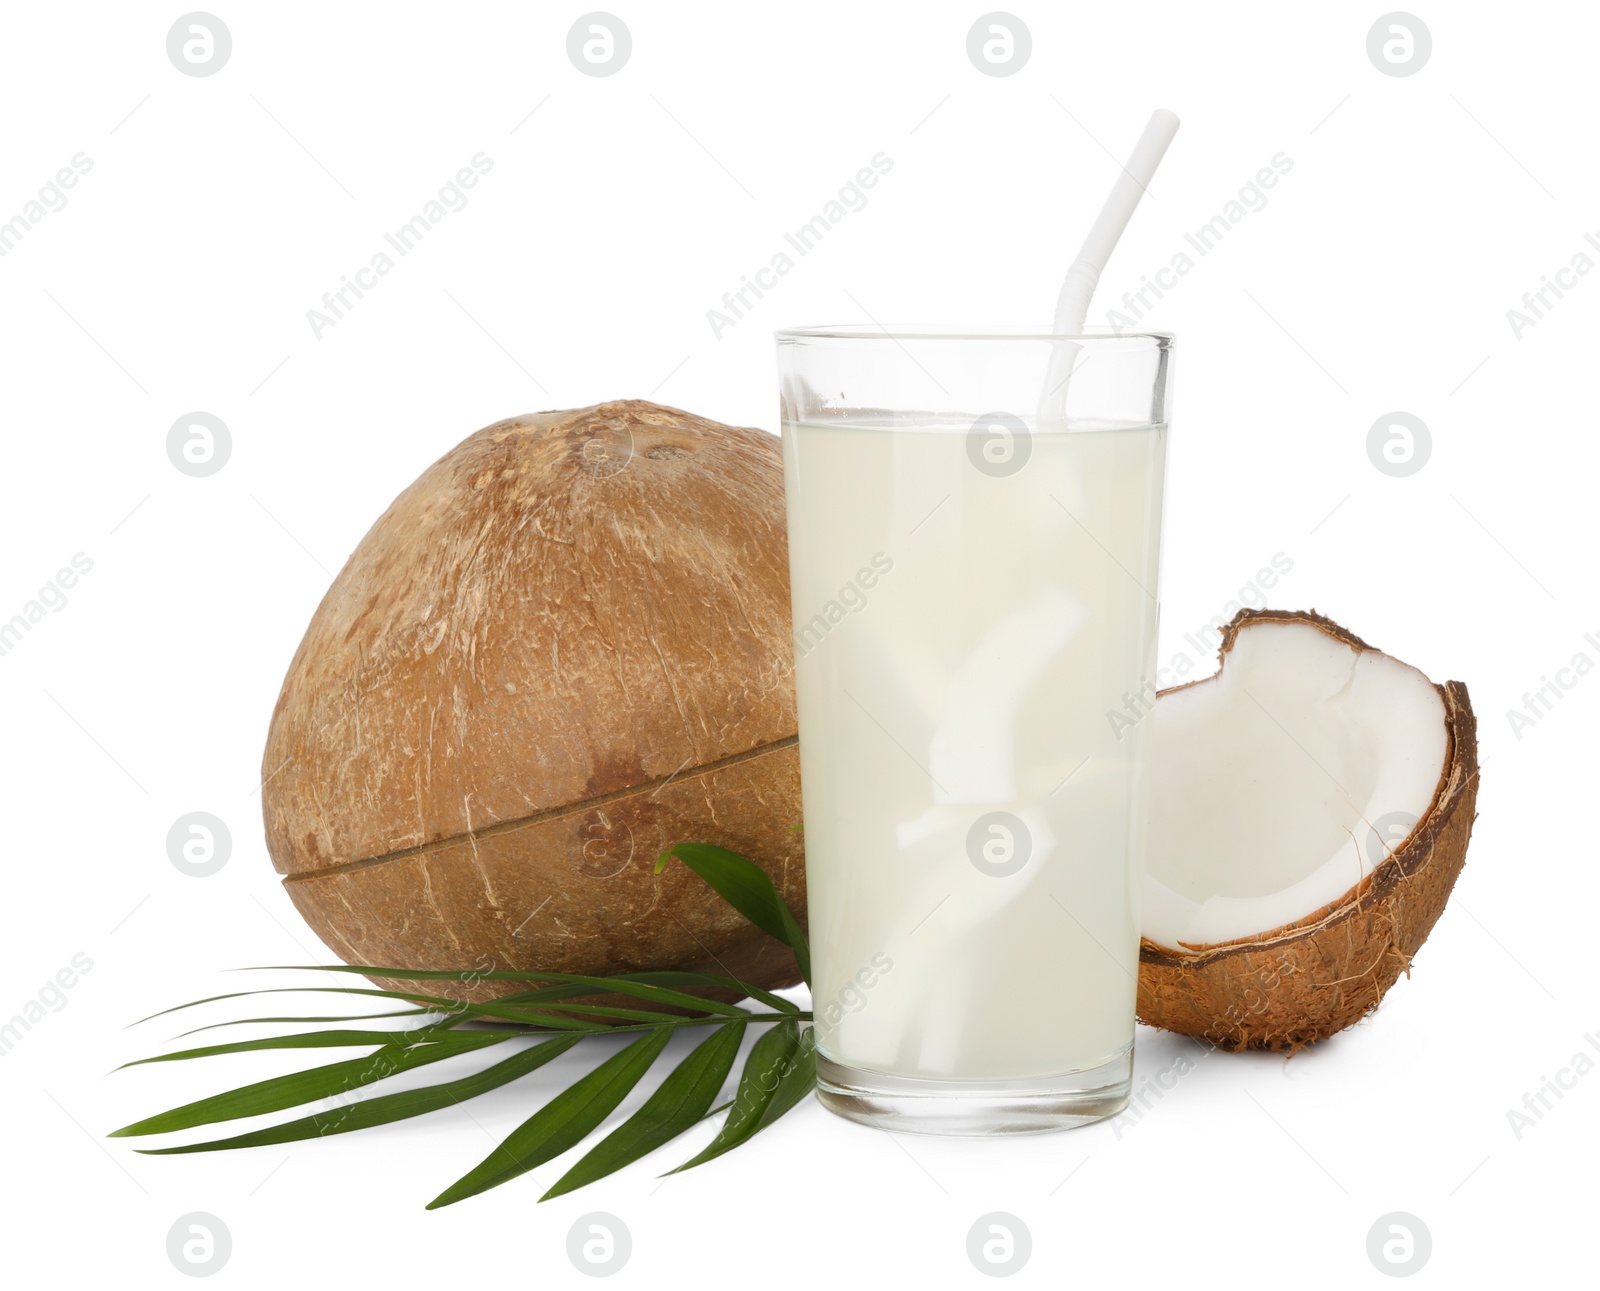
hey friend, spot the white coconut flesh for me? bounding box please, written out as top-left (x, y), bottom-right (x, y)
top-left (1142, 620), bottom-right (1450, 951)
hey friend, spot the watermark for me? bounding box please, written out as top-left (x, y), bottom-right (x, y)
top-left (575, 418), bottom-right (633, 481)
top-left (1104, 153), bottom-right (1293, 333)
top-left (1366, 412), bottom-right (1431, 477)
top-left (966, 1212), bottom-right (1031, 1277)
top-left (319, 1047), bottom-right (407, 1132)
top-left (1110, 1050), bottom-right (1200, 1140)
top-left (1505, 1029), bottom-right (1600, 1140)
top-left (578, 807), bottom-right (635, 878)
top-left (453, 952), bottom-right (497, 996)
top-left (307, 153), bottom-right (495, 338)
top-left (1364, 811), bottom-right (1419, 865)
top-left (567, 13), bottom-right (630, 77)
top-left (167, 13), bottom-right (231, 77)
top-left (166, 812), bottom-right (233, 878)
top-left (316, 962), bottom-right (491, 1136)
top-left (1104, 553), bottom-right (1295, 738)
top-left (1506, 234), bottom-right (1599, 339)
top-left (706, 153), bottom-right (894, 339)
top-left (966, 812), bottom-right (1031, 877)
top-left (0, 553), bottom-right (94, 660)
top-left (1197, 949), bottom-right (1298, 1048)
top-left (316, 958), bottom-right (492, 1134)
top-left (166, 1212), bottom-right (231, 1277)
top-left (966, 13), bottom-right (1031, 77)
top-left (0, 153), bottom-right (93, 259)
top-left (814, 952), bottom-right (893, 1028)
top-left (1366, 13), bottom-right (1431, 77)
top-left (0, 953), bottom-right (94, 1059)
top-left (967, 412), bottom-right (1030, 478)
top-left (793, 552), bottom-right (895, 659)
top-left (1505, 633), bottom-right (1600, 740)
top-left (567, 1212), bottom-right (631, 1276)
top-left (722, 1023), bottom-right (816, 1127)
top-left (1365, 1211), bottom-right (1431, 1276)
top-left (167, 412), bottom-right (232, 477)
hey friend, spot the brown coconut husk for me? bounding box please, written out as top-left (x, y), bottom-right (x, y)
top-left (261, 402), bottom-right (805, 1008)
top-left (1136, 608), bottom-right (1479, 1053)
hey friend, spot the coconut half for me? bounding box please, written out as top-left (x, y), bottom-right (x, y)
top-left (1137, 609), bottom-right (1478, 1052)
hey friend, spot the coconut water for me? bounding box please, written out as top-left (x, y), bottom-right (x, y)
top-left (783, 418), bottom-right (1166, 1081)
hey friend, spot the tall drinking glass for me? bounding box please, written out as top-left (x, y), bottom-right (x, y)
top-left (775, 327), bottom-right (1172, 1134)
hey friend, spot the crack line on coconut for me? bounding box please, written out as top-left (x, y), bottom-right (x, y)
top-left (282, 734), bottom-right (800, 883)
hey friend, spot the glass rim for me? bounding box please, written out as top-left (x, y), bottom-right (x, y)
top-left (774, 324), bottom-right (1173, 345)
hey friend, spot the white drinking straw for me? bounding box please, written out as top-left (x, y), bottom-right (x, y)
top-left (1038, 109), bottom-right (1180, 424)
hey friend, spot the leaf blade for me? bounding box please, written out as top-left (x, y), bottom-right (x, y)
top-left (656, 844), bottom-right (811, 985)
top-left (748, 1026), bottom-right (817, 1130)
top-left (265, 966), bottom-right (753, 1018)
top-left (172, 1009), bottom-right (436, 1037)
top-left (619, 971), bottom-right (800, 1015)
top-left (121, 1027), bottom-right (463, 1067)
top-left (541, 1021), bottom-right (746, 1201)
top-left (110, 1031), bottom-right (512, 1137)
top-left (137, 1034), bottom-right (584, 1154)
top-left (669, 1020), bottom-right (815, 1175)
top-left (427, 1029), bottom-right (672, 1209)
top-left (132, 985), bottom-right (474, 1026)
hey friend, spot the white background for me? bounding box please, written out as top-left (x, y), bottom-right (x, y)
top-left (1, 1), bottom-right (1593, 1285)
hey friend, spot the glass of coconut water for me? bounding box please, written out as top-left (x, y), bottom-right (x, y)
top-left (776, 326), bottom-right (1171, 1133)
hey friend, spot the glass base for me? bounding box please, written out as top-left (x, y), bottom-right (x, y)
top-left (815, 1044), bottom-right (1132, 1136)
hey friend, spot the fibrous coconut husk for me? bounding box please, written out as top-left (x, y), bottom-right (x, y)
top-left (261, 402), bottom-right (805, 1004)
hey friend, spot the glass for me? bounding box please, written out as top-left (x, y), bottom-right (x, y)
top-left (775, 326), bottom-right (1172, 1134)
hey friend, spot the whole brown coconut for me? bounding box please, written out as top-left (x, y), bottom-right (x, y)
top-left (261, 402), bottom-right (804, 1003)
top-left (1136, 609), bottom-right (1479, 1052)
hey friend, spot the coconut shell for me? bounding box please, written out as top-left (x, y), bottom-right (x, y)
top-left (1136, 608), bottom-right (1479, 1052)
top-left (260, 401), bottom-right (804, 1003)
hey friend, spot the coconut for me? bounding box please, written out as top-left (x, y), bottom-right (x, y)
top-left (260, 402), bottom-right (805, 1003)
top-left (1137, 609), bottom-right (1478, 1052)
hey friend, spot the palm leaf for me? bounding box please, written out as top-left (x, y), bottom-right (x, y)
top-left (265, 965), bottom-right (753, 1019)
top-left (669, 1019), bottom-right (815, 1174)
top-left (657, 843), bottom-right (811, 985)
top-left (427, 1030), bottom-right (672, 1209)
top-left (121, 1026), bottom-right (473, 1067)
top-left (747, 1026), bottom-right (817, 1129)
top-left (174, 1008), bottom-right (437, 1037)
top-left (133, 985), bottom-right (474, 1025)
top-left (111, 1031), bottom-right (512, 1137)
top-left (134, 984), bottom-right (608, 1032)
top-left (137, 1033), bottom-right (583, 1154)
top-left (116, 841), bottom-right (823, 1206)
top-left (494, 970), bottom-right (799, 1016)
top-left (542, 1021), bottom-right (746, 1200)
